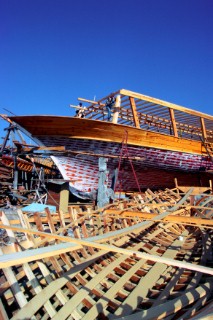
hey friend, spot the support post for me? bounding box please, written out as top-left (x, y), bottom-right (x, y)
top-left (169, 108), bottom-right (178, 137)
top-left (59, 182), bottom-right (69, 213)
top-left (200, 117), bottom-right (207, 141)
top-left (112, 95), bottom-right (120, 124)
top-left (97, 157), bottom-right (114, 208)
top-left (209, 180), bottom-right (212, 193)
top-left (0, 124), bottom-right (13, 154)
top-left (13, 154), bottom-right (18, 190)
top-left (129, 97), bottom-right (140, 128)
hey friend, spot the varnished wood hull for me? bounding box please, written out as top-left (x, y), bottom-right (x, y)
top-left (8, 116), bottom-right (213, 193)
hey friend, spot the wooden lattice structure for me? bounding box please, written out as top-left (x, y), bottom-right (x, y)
top-left (1, 187), bottom-right (213, 319)
top-left (80, 89), bottom-right (213, 143)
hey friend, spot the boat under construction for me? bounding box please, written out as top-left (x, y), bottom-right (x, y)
top-left (0, 89), bottom-right (213, 319)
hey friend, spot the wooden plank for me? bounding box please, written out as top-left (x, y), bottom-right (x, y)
top-left (0, 242), bottom-right (82, 268)
top-left (69, 207), bottom-right (88, 258)
top-left (37, 261), bottom-right (68, 305)
top-left (10, 251), bottom-right (107, 320)
top-left (83, 244), bottom-right (161, 320)
top-left (22, 263), bottom-right (57, 317)
top-left (152, 247), bottom-right (192, 307)
top-left (116, 281), bottom-right (213, 320)
top-left (45, 207), bottom-right (56, 233)
top-left (186, 301), bottom-right (213, 319)
top-left (180, 295), bottom-right (210, 319)
top-left (110, 234), bottom-right (188, 318)
top-left (1, 223), bottom-right (213, 275)
top-left (129, 97), bottom-right (140, 128)
top-left (16, 209), bottom-right (36, 246)
top-left (58, 209), bottom-right (66, 228)
top-left (104, 210), bottom-right (213, 227)
top-left (0, 249), bottom-right (28, 308)
top-left (0, 211), bottom-right (57, 318)
top-left (50, 238), bottom-right (159, 320)
top-left (177, 186), bottom-right (211, 195)
top-left (81, 217), bottom-right (95, 255)
top-left (185, 231), bottom-right (212, 290)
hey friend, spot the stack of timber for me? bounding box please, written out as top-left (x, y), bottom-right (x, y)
top-left (1, 155), bottom-right (57, 176)
top-left (0, 156), bottom-right (13, 207)
top-left (1, 187), bottom-right (213, 319)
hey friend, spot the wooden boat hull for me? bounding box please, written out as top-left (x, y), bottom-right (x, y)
top-left (8, 116), bottom-right (213, 193)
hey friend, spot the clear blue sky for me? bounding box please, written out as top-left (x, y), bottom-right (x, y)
top-left (0, 0), bottom-right (213, 139)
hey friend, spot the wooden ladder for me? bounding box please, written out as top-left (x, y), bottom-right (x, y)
top-left (202, 139), bottom-right (213, 162)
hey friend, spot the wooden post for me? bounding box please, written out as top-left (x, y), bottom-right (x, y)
top-left (0, 299), bottom-right (9, 320)
top-left (45, 207), bottom-right (56, 234)
top-left (169, 108), bottom-right (178, 137)
top-left (129, 97), bottom-right (140, 128)
top-left (59, 182), bottom-right (69, 213)
top-left (112, 94), bottom-right (120, 124)
top-left (13, 154), bottom-right (18, 190)
top-left (174, 178), bottom-right (179, 196)
top-left (200, 117), bottom-right (207, 141)
top-left (209, 180), bottom-right (212, 193)
top-left (174, 178), bottom-right (178, 188)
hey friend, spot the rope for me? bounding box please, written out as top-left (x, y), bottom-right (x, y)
top-left (114, 130), bottom-right (141, 195)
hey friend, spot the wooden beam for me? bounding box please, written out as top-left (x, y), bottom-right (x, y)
top-left (66, 149), bottom-right (145, 161)
top-left (129, 97), bottom-right (140, 128)
top-left (169, 108), bottom-right (178, 137)
top-left (77, 98), bottom-right (100, 105)
top-left (177, 186), bottom-right (211, 195)
top-left (78, 90), bottom-right (120, 108)
top-left (112, 94), bottom-right (121, 124)
top-left (104, 210), bottom-right (213, 227)
top-left (8, 251), bottom-right (107, 320)
top-left (200, 117), bottom-right (207, 140)
top-left (120, 89), bottom-right (213, 121)
top-left (0, 243), bottom-right (82, 268)
top-left (2, 223), bottom-right (213, 276)
top-left (0, 114), bottom-right (13, 124)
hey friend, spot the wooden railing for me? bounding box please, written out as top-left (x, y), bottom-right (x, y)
top-left (80, 89), bottom-right (213, 143)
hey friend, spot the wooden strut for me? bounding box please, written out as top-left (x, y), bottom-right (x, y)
top-left (7, 209), bottom-right (213, 227)
top-left (103, 210), bottom-right (213, 227)
top-left (1, 222), bottom-right (213, 275)
top-left (11, 142), bottom-right (146, 162)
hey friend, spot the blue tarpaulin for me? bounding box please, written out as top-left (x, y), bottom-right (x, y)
top-left (22, 203), bottom-right (56, 213)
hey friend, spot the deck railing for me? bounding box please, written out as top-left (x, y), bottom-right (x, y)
top-left (80, 89), bottom-right (213, 143)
